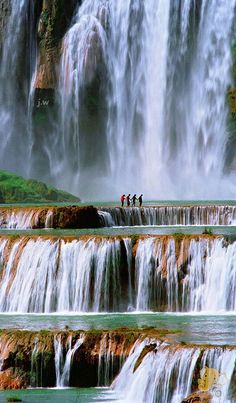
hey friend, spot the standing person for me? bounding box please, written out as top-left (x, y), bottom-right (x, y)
top-left (138, 194), bottom-right (143, 207)
top-left (120, 194), bottom-right (126, 207)
top-left (126, 194), bottom-right (131, 207)
top-left (132, 194), bottom-right (137, 206)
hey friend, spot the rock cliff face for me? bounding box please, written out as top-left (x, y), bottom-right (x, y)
top-left (0, 0), bottom-right (10, 50)
top-left (0, 328), bottom-right (170, 389)
top-left (35, 0), bottom-right (78, 90)
top-left (182, 392), bottom-right (212, 403)
top-left (0, 327), bottom-right (235, 402)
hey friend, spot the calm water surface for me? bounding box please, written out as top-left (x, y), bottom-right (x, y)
top-left (0, 387), bottom-right (119, 403)
top-left (0, 225), bottom-right (235, 238)
top-left (0, 312), bottom-right (235, 345)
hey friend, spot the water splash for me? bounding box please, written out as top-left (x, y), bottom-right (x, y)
top-left (113, 340), bottom-right (236, 402)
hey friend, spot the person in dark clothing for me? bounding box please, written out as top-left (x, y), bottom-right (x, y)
top-left (138, 194), bottom-right (143, 207)
top-left (132, 194), bottom-right (137, 206)
top-left (126, 194), bottom-right (131, 207)
top-left (120, 194), bottom-right (126, 207)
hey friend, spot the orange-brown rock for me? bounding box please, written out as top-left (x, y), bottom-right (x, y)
top-left (0, 328), bottom-right (172, 389)
top-left (0, 368), bottom-right (27, 390)
top-left (182, 391), bottom-right (213, 403)
top-left (50, 205), bottom-right (101, 229)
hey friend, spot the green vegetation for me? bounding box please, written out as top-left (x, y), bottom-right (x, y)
top-left (0, 170), bottom-right (80, 203)
top-left (172, 232), bottom-right (184, 242)
top-left (6, 398), bottom-right (22, 402)
top-left (202, 228), bottom-right (213, 235)
top-left (130, 234), bottom-right (140, 247)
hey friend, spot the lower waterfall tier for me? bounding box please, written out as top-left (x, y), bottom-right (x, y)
top-left (0, 328), bottom-right (235, 403)
top-left (0, 234), bottom-right (235, 313)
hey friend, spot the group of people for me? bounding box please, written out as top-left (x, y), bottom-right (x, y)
top-left (120, 194), bottom-right (143, 207)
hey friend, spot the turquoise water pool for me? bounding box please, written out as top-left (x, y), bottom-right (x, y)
top-left (0, 312), bottom-right (235, 345)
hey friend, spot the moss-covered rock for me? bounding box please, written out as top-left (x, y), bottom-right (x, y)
top-left (182, 391), bottom-right (212, 402)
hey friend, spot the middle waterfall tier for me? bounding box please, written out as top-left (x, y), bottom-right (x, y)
top-left (0, 234), bottom-right (235, 313)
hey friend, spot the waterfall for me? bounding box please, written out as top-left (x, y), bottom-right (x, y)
top-left (182, 238), bottom-right (236, 311)
top-left (113, 340), bottom-right (236, 403)
top-left (54, 334), bottom-right (84, 387)
top-left (135, 237), bottom-right (161, 311)
top-left (98, 210), bottom-right (114, 227)
top-left (53, 0), bottom-right (108, 191)
top-left (2, 209), bottom-right (39, 229)
top-left (135, 237), bottom-right (179, 311)
top-left (51, 0), bottom-right (236, 198)
top-left (0, 0), bottom-right (36, 175)
top-left (135, 237), bottom-right (236, 312)
top-left (164, 0), bottom-right (236, 198)
top-left (30, 337), bottom-right (42, 387)
top-left (0, 205), bottom-right (235, 229)
top-left (100, 206), bottom-right (236, 226)
top-left (97, 332), bottom-right (128, 387)
top-left (0, 1), bottom-right (236, 198)
top-left (97, 333), bottom-right (114, 386)
top-left (0, 235), bottom-right (235, 313)
top-left (0, 236), bottom-right (132, 312)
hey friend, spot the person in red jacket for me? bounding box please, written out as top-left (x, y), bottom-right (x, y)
top-left (120, 194), bottom-right (126, 207)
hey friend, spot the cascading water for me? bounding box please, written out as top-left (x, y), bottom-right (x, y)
top-left (54, 334), bottom-right (84, 387)
top-left (52, 0), bottom-right (109, 193)
top-left (135, 236), bottom-right (236, 312)
top-left (182, 238), bottom-right (236, 311)
top-left (49, 0), bottom-right (236, 199)
top-left (98, 333), bottom-right (114, 386)
top-left (0, 205), bottom-right (235, 229)
top-left (113, 340), bottom-right (236, 403)
top-left (0, 0), bottom-right (36, 175)
top-left (1, 1), bottom-right (236, 198)
top-left (0, 235), bottom-right (235, 313)
top-left (0, 236), bottom-right (132, 312)
top-left (100, 205), bottom-right (236, 226)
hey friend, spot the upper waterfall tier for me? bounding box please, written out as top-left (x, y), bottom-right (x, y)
top-left (0, 234), bottom-right (235, 313)
top-left (0, 205), bottom-right (102, 229)
top-left (100, 205), bottom-right (236, 226)
top-left (0, 328), bottom-right (235, 402)
top-left (0, 204), bottom-right (235, 229)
